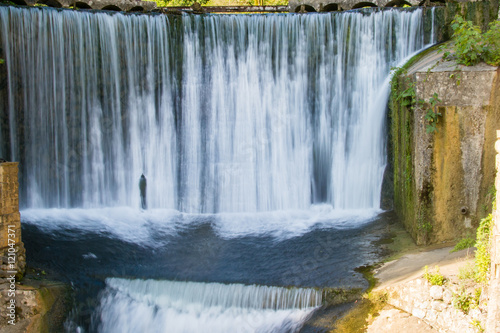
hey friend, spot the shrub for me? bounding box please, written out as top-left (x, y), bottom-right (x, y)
top-left (475, 214), bottom-right (492, 283)
top-left (452, 237), bottom-right (475, 253)
top-left (453, 289), bottom-right (472, 314)
top-left (452, 288), bottom-right (481, 314)
top-left (441, 16), bottom-right (500, 67)
top-left (483, 20), bottom-right (500, 66)
top-left (449, 16), bottom-right (484, 66)
top-left (423, 265), bottom-right (444, 286)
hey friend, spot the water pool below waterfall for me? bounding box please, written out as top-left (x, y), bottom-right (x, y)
top-left (22, 208), bottom-right (397, 332)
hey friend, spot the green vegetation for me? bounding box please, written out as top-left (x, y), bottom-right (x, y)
top-left (354, 265), bottom-right (377, 292)
top-left (452, 287), bottom-right (481, 314)
top-left (420, 93), bottom-right (442, 134)
top-left (153, 0), bottom-right (209, 7)
top-left (483, 20), bottom-right (500, 66)
top-left (458, 262), bottom-right (475, 280)
top-left (441, 15), bottom-right (500, 66)
top-left (423, 265), bottom-right (444, 286)
top-left (391, 67), bottom-right (443, 135)
top-left (395, 79), bottom-right (416, 109)
top-left (474, 214), bottom-right (492, 283)
top-left (151, 0), bottom-right (287, 7)
top-left (452, 236), bottom-right (475, 253)
top-left (471, 319), bottom-right (484, 332)
top-left (417, 220), bottom-right (433, 234)
top-left (332, 291), bottom-right (388, 333)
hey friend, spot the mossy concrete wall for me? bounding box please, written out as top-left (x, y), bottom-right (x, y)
top-left (391, 50), bottom-right (500, 244)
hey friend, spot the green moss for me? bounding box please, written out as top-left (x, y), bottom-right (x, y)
top-left (331, 295), bottom-right (386, 333)
top-left (390, 65), bottom-right (418, 242)
top-left (322, 288), bottom-right (363, 307)
top-left (354, 265), bottom-right (378, 292)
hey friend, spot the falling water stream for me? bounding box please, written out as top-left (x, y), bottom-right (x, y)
top-left (0, 6), bottom-right (436, 332)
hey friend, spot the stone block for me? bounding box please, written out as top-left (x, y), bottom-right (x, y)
top-left (412, 307), bottom-right (426, 319)
top-left (430, 285), bottom-right (443, 300)
top-left (443, 289), bottom-right (453, 304)
top-left (426, 308), bottom-right (438, 323)
top-left (431, 300), bottom-right (445, 311)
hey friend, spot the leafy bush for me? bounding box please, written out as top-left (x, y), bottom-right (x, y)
top-left (453, 289), bottom-right (472, 314)
top-left (421, 93), bottom-right (442, 134)
top-left (449, 16), bottom-right (484, 66)
top-left (423, 265), bottom-right (444, 286)
top-left (452, 237), bottom-right (475, 253)
top-left (483, 20), bottom-right (500, 66)
top-left (452, 288), bottom-right (481, 314)
top-left (475, 214), bottom-right (492, 283)
top-left (153, 0), bottom-right (209, 7)
top-left (442, 16), bottom-right (500, 66)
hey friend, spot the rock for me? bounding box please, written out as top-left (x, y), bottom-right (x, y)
top-left (412, 308), bottom-right (427, 319)
top-left (430, 285), bottom-right (443, 300)
top-left (426, 309), bottom-right (438, 322)
top-left (443, 289), bottom-right (453, 304)
top-left (431, 300), bottom-right (445, 311)
top-left (469, 307), bottom-right (482, 320)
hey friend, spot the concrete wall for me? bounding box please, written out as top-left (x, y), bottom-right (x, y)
top-left (391, 49), bottom-right (500, 245)
top-left (0, 162), bottom-right (25, 281)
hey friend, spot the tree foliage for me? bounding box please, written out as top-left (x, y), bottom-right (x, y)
top-left (153, 0), bottom-right (209, 7)
top-left (152, 0), bottom-right (287, 7)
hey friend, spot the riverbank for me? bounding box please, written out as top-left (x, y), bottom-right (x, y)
top-left (333, 239), bottom-right (482, 332)
top-left (0, 267), bottom-right (71, 333)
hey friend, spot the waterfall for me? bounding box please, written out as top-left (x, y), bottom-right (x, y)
top-left (0, 7), bottom-right (433, 212)
top-left (95, 278), bottom-right (322, 333)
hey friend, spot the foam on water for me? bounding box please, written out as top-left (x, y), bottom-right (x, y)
top-left (21, 206), bottom-right (382, 245)
top-left (95, 278), bottom-right (321, 333)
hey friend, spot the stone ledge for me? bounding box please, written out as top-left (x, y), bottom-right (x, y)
top-left (0, 279), bottom-right (71, 333)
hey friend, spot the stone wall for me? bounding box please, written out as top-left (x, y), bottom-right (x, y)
top-left (391, 49), bottom-right (500, 244)
top-left (385, 278), bottom-right (486, 333)
top-left (17, 0), bottom-right (157, 12)
top-left (0, 162), bottom-right (25, 280)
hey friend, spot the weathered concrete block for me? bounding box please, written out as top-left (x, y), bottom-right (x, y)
top-left (393, 48), bottom-right (500, 244)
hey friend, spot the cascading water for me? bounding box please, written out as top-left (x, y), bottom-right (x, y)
top-left (1, 7), bottom-right (433, 212)
top-left (0, 6), bottom-right (436, 333)
top-left (96, 279), bottom-right (322, 332)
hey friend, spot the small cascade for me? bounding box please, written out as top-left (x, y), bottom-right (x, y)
top-left (95, 278), bottom-right (322, 332)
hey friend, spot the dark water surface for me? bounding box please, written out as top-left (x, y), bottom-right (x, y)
top-left (21, 209), bottom-right (397, 332)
